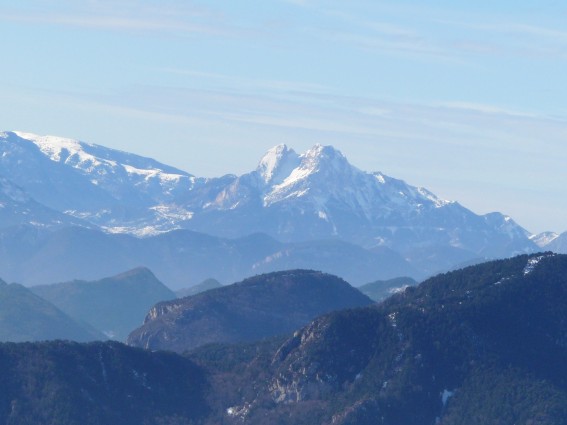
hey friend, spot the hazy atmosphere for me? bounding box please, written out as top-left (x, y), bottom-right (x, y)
top-left (2, 0), bottom-right (566, 234)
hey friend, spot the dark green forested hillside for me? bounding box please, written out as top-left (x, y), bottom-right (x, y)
top-left (4, 254), bottom-right (567, 425)
top-left (188, 253), bottom-right (567, 424)
top-left (128, 269), bottom-right (374, 353)
top-left (0, 341), bottom-right (207, 425)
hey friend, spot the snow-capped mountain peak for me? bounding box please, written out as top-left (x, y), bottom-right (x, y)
top-left (13, 131), bottom-right (98, 167)
top-left (299, 144), bottom-right (353, 175)
top-left (0, 131), bottom-right (200, 234)
top-left (262, 144), bottom-right (360, 206)
top-left (11, 131), bottom-right (190, 183)
top-left (256, 144), bottom-right (300, 185)
top-left (530, 231), bottom-right (559, 248)
top-left (270, 145), bottom-right (357, 189)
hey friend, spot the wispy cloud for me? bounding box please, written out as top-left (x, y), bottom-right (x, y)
top-left (438, 18), bottom-right (567, 58)
top-left (313, 30), bottom-right (444, 57)
top-left (433, 101), bottom-right (541, 119)
top-left (295, 5), bottom-right (444, 58)
top-left (2, 13), bottom-right (228, 35)
top-left (160, 68), bottom-right (330, 95)
top-left (72, 82), bottom-right (565, 154)
top-left (283, 1), bottom-right (567, 61)
top-left (0, 1), bottom-right (240, 36)
top-left (456, 21), bottom-right (567, 42)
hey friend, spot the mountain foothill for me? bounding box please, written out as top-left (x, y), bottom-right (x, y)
top-left (1, 254), bottom-right (567, 424)
top-left (1, 130), bottom-right (567, 424)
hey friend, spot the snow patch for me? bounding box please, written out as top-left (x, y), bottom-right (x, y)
top-left (226, 403), bottom-right (251, 419)
top-left (524, 253), bottom-right (555, 275)
top-left (389, 285), bottom-right (410, 294)
top-left (257, 144), bottom-right (299, 184)
top-left (530, 232), bottom-right (559, 248)
top-left (441, 389), bottom-right (454, 407)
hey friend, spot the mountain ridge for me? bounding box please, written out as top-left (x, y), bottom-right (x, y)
top-left (0, 225), bottom-right (418, 287)
top-left (127, 269), bottom-right (374, 353)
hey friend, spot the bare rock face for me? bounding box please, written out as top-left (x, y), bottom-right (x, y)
top-left (267, 307), bottom-right (386, 406)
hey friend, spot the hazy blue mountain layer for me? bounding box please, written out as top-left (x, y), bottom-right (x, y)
top-left (0, 279), bottom-right (102, 342)
top-left (31, 268), bottom-right (176, 341)
top-left (0, 225), bottom-right (418, 288)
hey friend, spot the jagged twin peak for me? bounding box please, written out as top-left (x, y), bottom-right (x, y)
top-left (257, 144), bottom-right (357, 185)
top-left (250, 143), bottom-right (450, 213)
top-left (257, 144), bottom-right (300, 184)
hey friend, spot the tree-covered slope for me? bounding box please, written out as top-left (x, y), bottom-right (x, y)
top-left (0, 340), bottom-right (207, 425)
top-left (128, 270), bottom-right (374, 353)
top-left (5, 254), bottom-right (567, 424)
top-left (189, 253), bottom-right (567, 425)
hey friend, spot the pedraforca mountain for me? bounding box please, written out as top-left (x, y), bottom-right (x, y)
top-left (127, 269), bottom-right (374, 353)
top-left (1, 131), bottom-right (537, 276)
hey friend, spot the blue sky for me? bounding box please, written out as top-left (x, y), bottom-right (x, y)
top-left (1, 0), bottom-right (567, 234)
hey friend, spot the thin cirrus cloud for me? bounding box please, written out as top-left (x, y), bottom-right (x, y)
top-left (71, 82), bottom-right (565, 153)
top-left (0, 1), bottom-right (237, 36)
top-left (286, 1), bottom-right (567, 60)
top-left (437, 19), bottom-right (567, 57)
top-left (1, 13), bottom-right (222, 34)
top-left (160, 68), bottom-right (331, 95)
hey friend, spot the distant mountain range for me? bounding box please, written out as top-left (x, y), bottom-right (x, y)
top-left (0, 278), bottom-right (102, 342)
top-left (31, 268), bottom-right (175, 341)
top-left (1, 130), bottom-right (558, 284)
top-left (0, 225), bottom-right (418, 287)
top-left (175, 278), bottom-right (222, 298)
top-left (357, 276), bottom-right (418, 302)
top-left (0, 267), bottom-right (177, 343)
